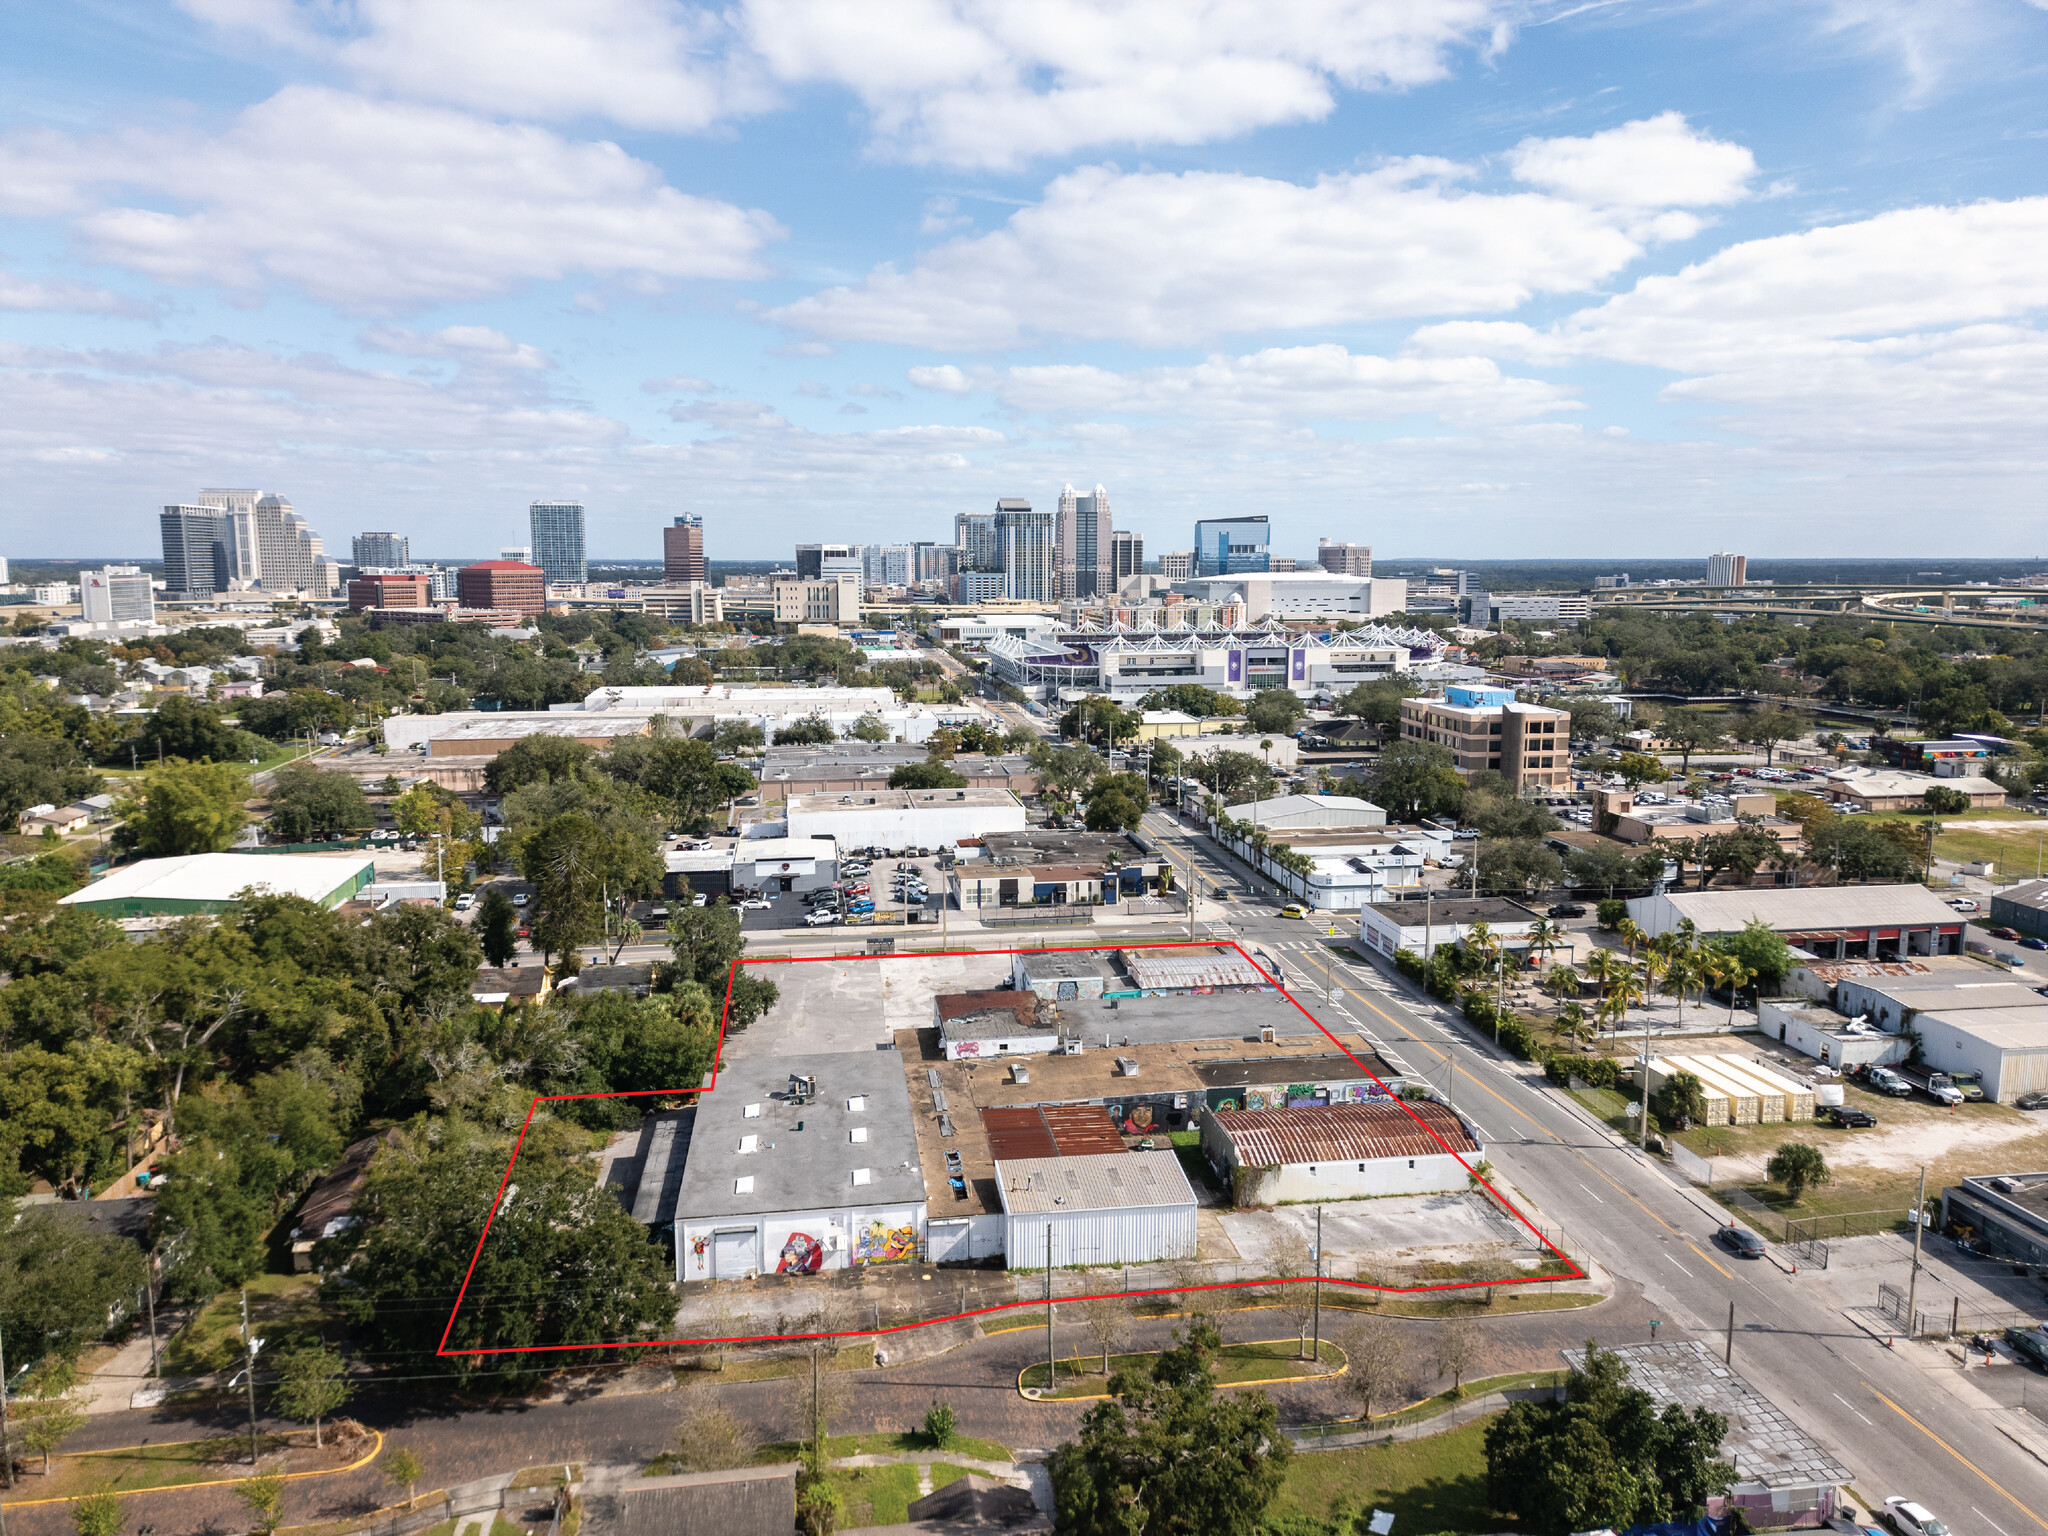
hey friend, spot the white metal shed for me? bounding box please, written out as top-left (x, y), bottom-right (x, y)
top-left (995, 1150), bottom-right (1197, 1269)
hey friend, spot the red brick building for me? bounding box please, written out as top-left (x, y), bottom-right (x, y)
top-left (347, 572), bottom-right (432, 611)
top-left (456, 560), bottom-right (545, 616)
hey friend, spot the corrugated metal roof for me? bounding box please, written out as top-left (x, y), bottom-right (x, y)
top-left (1120, 947), bottom-right (1266, 990)
top-left (1655, 884), bottom-right (1960, 931)
top-left (1213, 1100), bottom-right (1478, 1166)
top-left (996, 1150), bottom-right (1196, 1213)
top-left (981, 1104), bottom-right (1127, 1159)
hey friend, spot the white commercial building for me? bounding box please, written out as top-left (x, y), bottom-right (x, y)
top-left (672, 1053), bottom-right (927, 1282)
top-left (1094, 624), bottom-right (1433, 702)
top-left (770, 788), bottom-right (1027, 848)
top-left (1911, 1007), bottom-right (2048, 1104)
top-left (930, 613), bottom-right (1064, 648)
top-left (1354, 897), bottom-right (1544, 963)
top-left (1202, 1100), bottom-right (1482, 1206)
top-left (80, 566), bottom-right (155, 624)
top-left (1624, 884), bottom-right (1966, 956)
top-left (1170, 572), bottom-right (1409, 621)
top-left (60, 852), bottom-right (376, 917)
top-left (995, 1151), bottom-right (1198, 1268)
top-left (1223, 793), bottom-right (1385, 832)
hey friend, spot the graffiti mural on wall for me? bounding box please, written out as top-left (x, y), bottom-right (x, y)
top-left (777, 1231), bottom-right (827, 1274)
top-left (857, 1219), bottom-right (918, 1264)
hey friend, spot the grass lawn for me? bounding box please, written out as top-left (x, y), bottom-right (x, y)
top-left (1567, 1084), bottom-right (1635, 1136)
top-left (1858, 806), bottom-right (2048, 883)
top-left (930, 1464), bottom-right (978, 1489)
top-left (1351, 1290), bottom-right (1603, 1319)
top-left (1272, 1414), bottom-right (1511, 1534)
top-left (688, 1343), bottom-right (876, 1383)
top-left (825, 1463), bottom-right (922, 1529)
top-left (750, 1432), bottom-right (1012, 1465)
top-left (163, 1272), bottom-right (337, 1376)
top-left (1021, 1338), bottom-right (1343, 1397)
top-left (2, 1433), bottom-right (296, 1504)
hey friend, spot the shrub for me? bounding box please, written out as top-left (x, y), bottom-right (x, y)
top-left (1596, 898), bottom-right (1627, 929)
top-left (1578, 1056), bottom-right (1621, 1090)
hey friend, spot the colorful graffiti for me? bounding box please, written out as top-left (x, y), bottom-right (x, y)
top-left (856, 1219), bottom-right (918, 1264)
top-left (1120, 1104), bottom-right (1155, 1133)
top-left (689, 1232), bottom-right (709, 1274)
top-left (776, 1231), bottom-right (826, 1274)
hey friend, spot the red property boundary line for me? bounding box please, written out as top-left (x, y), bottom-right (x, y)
top-left (438, 938), bottom-right (1586, 1357)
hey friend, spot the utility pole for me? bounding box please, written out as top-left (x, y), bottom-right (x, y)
top-left (1423, 887), bottom-right (1434, 965)
top-left (146, 1245), bottom-right (160, 1379)
top-left (1312, 1206), bottom-right (1324, 1364)
top-left (1724, 1299), bottom-right (1735, 1366)
top-left (1045, 1225), bottom-right (1056, 1390)
top-left (1905, 1164), bottom-right (1927, 1338)
top-left (1640, 1001), bottom-right (1654, 1152)
top-left (0, 1319), bottom-right (13, 1503)
top-left (241, 1289), bottom-right (263, 1466)
top-left (810, 1344), bottom-right (822, 1465)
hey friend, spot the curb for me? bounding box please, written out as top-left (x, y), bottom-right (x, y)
top-left (0, 1430), bottom-right (384, 1509)
top-left (1014, 1339), bottom-right (1347, 1403)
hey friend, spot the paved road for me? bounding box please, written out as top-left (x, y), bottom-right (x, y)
top-left (1141, 808), bottom-right (2048, 1533)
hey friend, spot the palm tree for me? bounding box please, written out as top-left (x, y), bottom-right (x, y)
top-left (1545, 963), bottom-right (1581, 1007)
top-left (1616, 917), bottom-right (1647, 965)
top-left (1526, 917), bottom-right (1563, 968)
top-left (1558, 1000), bottom-right (1591, 1045)
top-left (1711, 954), bottom-right (1757, 1028)
top-left (1662, 948), bottom-right (1699, 1023)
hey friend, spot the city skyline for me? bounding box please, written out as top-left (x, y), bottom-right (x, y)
top-left (2, 5), bottom-right (2044, 559)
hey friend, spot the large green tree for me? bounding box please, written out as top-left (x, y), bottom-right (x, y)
top-left (1244, 688), bottom-right (1304, 735)
top-left (1485, 1340), bottom-right (1731, 1534)
top-left (1333, 677), bottom-right (1418, 734)
top-left (890, 761), bottom-right (969, 790)
top-left (267, 763), bottom-right (372, 841)
top-left (324, 1122), bottom-right (675, 1378)
top-left (0, 1205), bottom-right (149, 1363)
top-left (518, 810), bottom-right (661, 966)
top-left (1084, 772), bottom-right (1150, 833)
top-left (1364, 740), bottom-right (1466, 822)
top-left (134, 696), bottom-right (252, 764)
top-left (664, 905), bottom-right (779, 1033)
top-left (128, 760), bottom-right (251, 855)
top-left (1049, 1317), bottom-right (1289, 1536)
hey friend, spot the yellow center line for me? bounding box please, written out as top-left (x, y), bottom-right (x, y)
top-left (1862, 1381), bottom-right (2048, 1532)
top-left (1687, 1241), bottom-right (1735, 1280)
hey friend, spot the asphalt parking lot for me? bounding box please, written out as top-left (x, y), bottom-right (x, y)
top-left (737, 854), bottom-right (948, 933)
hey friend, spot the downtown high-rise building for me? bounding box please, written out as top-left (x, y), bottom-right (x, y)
top-left (664, 514), bottom-right (705, 582)
top-left (995, 498), bottom-right (1054, 603)
top-left (1110, 529), bottom-right (1143, 586)
top-left (1317, 539), bottom-right (1372, 577)
top-left (954, 510), bottom-right (1001, 573)
top-left (353, 531), bottom-right (410, 569)
top-left (80, 565), bottom-right (154, 623)
top-left (796, 543), bottom-right (865, 598)
top-left (863, 544), bottom-right (911, 588)
top-left (1705, 552), bottom-right (1748, 587)
top-left (529, 500), bottom-right (587, 585)
top-left (160, 505), bottom-right (228, 595)
top-left (1055, 483), bottom-right (1114, 600)
top-left (1193, 515), bottom-right (1270, 577)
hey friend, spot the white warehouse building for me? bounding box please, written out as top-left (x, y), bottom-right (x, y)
top-left (1203, 1100), bottom-right (1483, 1206)
top-left (671, 1052), bottom-right (928, 1282)
top-left (761, 787), bottom-right (1028, 848)
top-left (996, 1151), bottom-right (1198, 1268)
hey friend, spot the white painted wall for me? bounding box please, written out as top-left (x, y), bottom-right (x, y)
top-left (675, 1200), bottom-right (928, 1283)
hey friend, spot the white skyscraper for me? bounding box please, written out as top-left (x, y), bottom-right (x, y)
top-left (1055, 482), bottom-right (1113, 600)
top-left (995, 498), bottom-right (1054, 603)
top-left (530, 500), bottom-right (587, 585)
top-left (81, 565), bottom-right (154, 624)
top-left (1705, 552), bottom-right (1748, 587)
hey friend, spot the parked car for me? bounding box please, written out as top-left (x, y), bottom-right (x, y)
top-left (1547, 903), bottom-right (1587, 918)
top-left (1824, 1106), bottom-right (1878, 1128)
top-left (737, 896), bottom-right (773, 910)
top-left (1717, 1224), bottom-right (1767, 1259)
top-left (1988, 925), bottom-right (2021, 941)
top-left (2003, 1325), bottom-right (2048, 1369)
top-left (2015, 1091), bottom-right (2048, 1110)
top-left (2022, 936), bottom-right (2048, 951)
top-left (453, 892), bottom-right (475, 911)
top-left (803, 910), bottom-right (840, 927)
top-left (1866, 1066), bottom-right (1914, 1097)
top-left (1883, 1498), bottom-right (1950, 1536)
top-left (1947, 898), bottom-right (1981, 912)
top-left (512, 892), bottom-right (529, 907)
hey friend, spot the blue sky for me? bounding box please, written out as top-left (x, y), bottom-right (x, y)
top-left (2, 0), bottom-right (2045, 564)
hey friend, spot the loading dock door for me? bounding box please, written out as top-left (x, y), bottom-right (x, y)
top-left (712, 1227), bottom-right (757, 1279)
top-left (926, 1219), bottom-right (971, 1265)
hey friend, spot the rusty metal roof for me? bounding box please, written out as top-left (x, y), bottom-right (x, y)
top-left (981, 1104), bottom-right (1127, 1160)
top-left (1213, 1100), bottom-right (1479, 1166)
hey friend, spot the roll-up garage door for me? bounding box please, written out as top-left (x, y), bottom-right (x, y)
top-left (926, 1219), bottom-right (971, 1265)
top-left (712, 1227), bottom-right (757, 1278)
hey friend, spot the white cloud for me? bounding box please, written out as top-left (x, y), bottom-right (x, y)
top-left (776, 139), bottom-right (1721, 348)
top-left (183, 0), bottom-right (1508, 170)
top-left (641, 374), bottom-right (718, 394)
top-left (908, 364), bottom-right (975, 393)
top-left (0, 269), bottom-right (150, 317)
top-left (359, 325), bottom-right (553, 370)
top-left (1506, 111), bottom-right (1755, 210)
top-left (0, 86), bottom-right (781, 313)
top-left (1411, 195), bottom-right (2048, 458)
top-left (989, 345), bottom-right (1579, 426)
top-left (742, 0), bottom-right (1503, 168)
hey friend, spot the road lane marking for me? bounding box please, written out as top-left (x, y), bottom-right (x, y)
top-left (1664, 1252), bottom-right (1693, 1277)
top-left (1973, 1509), bottom-right (2011, 1536)
top-left (1830, 1392), bottom-right (1874, 1425)
top-left (1686, 1242), bottom-right (1735, 1280)
top-left (1862, 1382), bottom-right (2048, 1533)
top-left (1577, 1182), bottom-right (1606, 1204)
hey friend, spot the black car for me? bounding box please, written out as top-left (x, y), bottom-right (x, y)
top-left (1716, 1224), bottom-right (1767, 1259)
top-left (1547, 903), bottom-right (1587, 919)
top-left (1824, 1106), bottom-right (1878, 1128)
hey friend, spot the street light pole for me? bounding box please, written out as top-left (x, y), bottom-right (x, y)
top-left (1905, 1164), bottom-right (1927, 1338)
top-left (1311, 1205), bottom-right (1323, 1364)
